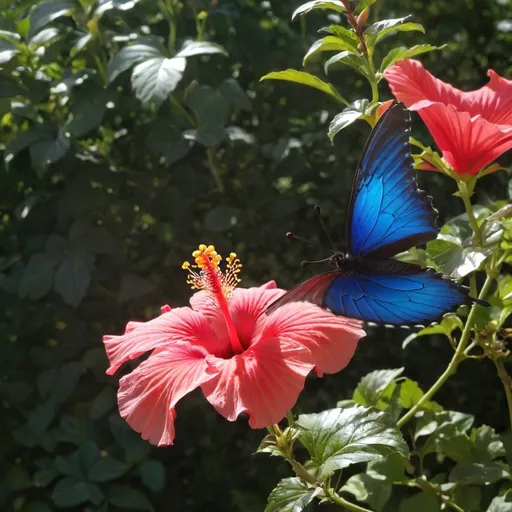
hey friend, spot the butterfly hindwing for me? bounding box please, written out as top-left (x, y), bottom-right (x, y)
top-left (347, 103), bottom-right (438, 258)
top-left (322, 259), bottom-right (471, 326)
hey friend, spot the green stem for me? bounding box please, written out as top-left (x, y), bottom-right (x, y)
top-left (447, 500), bottom-right (464, 512)
top-left (170, 95), bottom-right (196, 126)
top-left (93, 54), bottom-right (107, 86)
top-left (324, 486), bottom-right (372, 512)
top-left (397, 275), bottom-right (494, 428)
top-left (493, 357), bottom-right (512, 431)
top-left (207, 147), bottom-right (225, 193)
top-left (458, 181), bottom-right (482, 247)
top-left (286, 410), bottom-right (295, 426)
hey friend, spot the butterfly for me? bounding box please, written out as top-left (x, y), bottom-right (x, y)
top-left (266, 103), bottom-right (485, 326)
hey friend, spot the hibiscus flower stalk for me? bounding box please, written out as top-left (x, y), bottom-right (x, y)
top-left (456, 180), bottom-right (483, 248)
top-left (267, 424), bottom-right (372, 512)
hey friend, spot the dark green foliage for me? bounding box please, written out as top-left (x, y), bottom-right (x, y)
top-left (1, 0), bottom-right (512, 511)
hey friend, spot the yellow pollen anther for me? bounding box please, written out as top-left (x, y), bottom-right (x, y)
top-left (182, 243), bottom-right (243, 300)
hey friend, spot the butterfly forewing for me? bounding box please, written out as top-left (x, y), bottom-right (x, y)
top-left (347, 103), bottom-right (438, 258)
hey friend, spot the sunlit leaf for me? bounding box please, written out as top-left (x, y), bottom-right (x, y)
top-left (297, 406), bottom-right (409, 480)
top-left (380, 44), bottom-right (445, 72)
top-left (328, 99), bottom-right (369, 141)
top-left (324, 51), bottom-right (369, 78)
top-left (342, 473), bottom-right (391, 511)
top-left (291, 0), bottom-right (346, 20)
top-left (28, 0), bottom-right (73, 37)
top-left (175, 40), bottom-right (227, 57)
top-left (265, 478), bottom-right (321, 512)
top-left (365, 17), bottom-right (424, 45)
top-left (304, 36), bottom-right (359, 65)
top-left (261, 70), bottom-right (345, 103)
top-left (131, 57), bottom-right (186, 106)
top-left (352, 368), bottom-right (404, 407)
top-left (107, 44), bottom-right (163, 83)
top-left (449, 462), bottom-right (510, 485)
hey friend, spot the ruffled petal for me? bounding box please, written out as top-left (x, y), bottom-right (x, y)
top-left (201, 337), bottom-right (314, 428)
top-left (104, 307), bottom-right (228, 375)
top-left (254, 302), bottom-right (365, 374)
top-left (117, 343), bottom-right (216, 446)
top-left (416, 103), bottom-right (512, 175)
top-left (384, 59), bottom-right (465, 111)
top-left (384, 60), bottom-right (512, 126)
top-left (228, 282), bottom-right (285, 349)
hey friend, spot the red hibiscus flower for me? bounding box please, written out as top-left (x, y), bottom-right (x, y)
top-left (103, 245), bottom-right (365, 446)
top-left (384, 59), bottom-right (512, 176)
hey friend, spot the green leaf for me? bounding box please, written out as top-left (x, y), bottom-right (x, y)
top-left (131, 57), bottom-right (186, 107)
top-left (204, 206), bottom-right (240, 231)
top-left (108, 485), bottom-right (154, 511)
top-left (18, 252), bottom-right (60, 299)
top-left (52, 477), bottom-right (103, 508)
top-left (89, 387), bottom-right (116, 420)
top-left (108, 44), bottom-right (163, 83)
top-left (28, 0), bottom-right (73, 37)
top-left (265, 477), bottom-right (321, 512)
top-left (87, 455), bottom-right (129, 482)
top-left (175, 40), bottom-right (227, 57)
top-left (296, 406), bottom-right (409, 480)
top-left (67, 89), bottom-right (115, 137)
top-left (324, 51), bottom-right (369, 78)
top-left (319, 25), bottom-right (359, 48)
top-left (185, 85), bottom-right (231, 146)
top-left (29, 128), bottom-right (71, 173)
top-left (402, 314), bottom-right (463, 348)
top-left (380, 44), bottom-right (445, 72)
top-left (145, 122), bottom-right (191, 164)
top-left (342, 473), bottom-right (391, 512)
top-left (304, 36), bottom-right (359, 65)
top-left (357, 0), bottom-right (378, 12)
top-left (449, 462), bottom-right (510, 485)
top-left (0, 74), bottom-right (27, 98)
top-left (453, 487), bottom-right (481, 512)
top-left (352, 368), bottom-right (404, 406)
top-left (427, 237), bottom-right (491, 278)
top-left (488, 490), bottom-right (512, 512)
top-left (414, 410), bottom-right (474, 442)
top-left (118, 274), bottom-right (156, 303)
top-left (328, 99), bottom-right (369, 141)
top-left (365, 17), bottom-right (424, 44)
top-left (260, 70), bottom-right (345, 103)
top-left (139, 460), bottom-right (166, 492)
top-left (219, 78), bottom-right (252, 110)
top-left (108, 415), bottom-right (152, 463)
top-left (399, 491), bottom-right (440, 512)
top-left (53, 249), bottom-right (95, 308)
top-left (291, 0), bottom-right (346, 20)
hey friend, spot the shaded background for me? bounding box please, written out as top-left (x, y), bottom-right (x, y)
top-left (1, 0), bottom-right (511, 510)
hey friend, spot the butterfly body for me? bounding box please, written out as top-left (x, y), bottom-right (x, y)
top-left (267, 103), bottom-right (482, 326)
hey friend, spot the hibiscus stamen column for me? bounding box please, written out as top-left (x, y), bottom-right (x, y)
top-left (182, 244), bottom-right (244, 355)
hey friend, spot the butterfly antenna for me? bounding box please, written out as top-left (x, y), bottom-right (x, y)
top-left (314, 205), bottom-right (337, 252)
top-left (301, 257), bottom-right (331, 267)
top-left (286, 232), bottom-right (327, 250)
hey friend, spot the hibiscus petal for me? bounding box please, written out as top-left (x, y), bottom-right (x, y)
top-left (228, 283), bottom-right (285, 349)
top-left (254, 302), bottom-right (365, 374)
top-left (201, 338), bottom-right (314, 428)
top-left (384, 59), bottom-right (465, 111)
top-left (416, 103), bottom-right (512, 175)
top-left (384, 59), bottom-right (512, 126)
top-left (117, 343), bottom-right (216, 446)
top-left (104, 307), bottom-right (227, 375)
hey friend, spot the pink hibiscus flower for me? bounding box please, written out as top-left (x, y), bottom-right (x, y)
top-left (103, 245), bottom-right (365, 446)
top-left (384, 59), bottom-right (512, 176)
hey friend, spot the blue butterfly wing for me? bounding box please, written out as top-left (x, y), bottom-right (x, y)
top-left (323, 259), bottom-right (472, 325)
top-left (347, 103), bottom-right (438, 258)
top-left (265, 260), bottom-right (473, 325)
